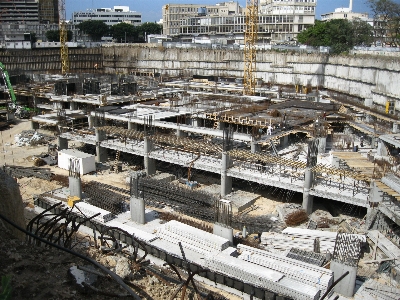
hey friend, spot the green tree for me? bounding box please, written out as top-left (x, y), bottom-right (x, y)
top-left (77, 20), bottom-right (109, 41)
top-left (45, 30), bottom-right (73, 42)
top-left (352, 18), bottom-right (374, 46)
top-left (110, 23), bottom-right (138, 42)
top-left (297, 19), bottom-right (373, 53)
top-left (368, 0), bottom-right (400, 46)
top-left (136, 22), bottom-right (163, 40)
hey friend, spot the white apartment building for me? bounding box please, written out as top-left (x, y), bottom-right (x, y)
top-left (163, 1), bottom-right (316, 42)
top-left (72, 6), bottom-right (141, 26)
top-left (320, 0), bottom-right (369, 22)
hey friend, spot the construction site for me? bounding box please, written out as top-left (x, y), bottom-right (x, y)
top-left (1, 4), bottom-right (400, 300)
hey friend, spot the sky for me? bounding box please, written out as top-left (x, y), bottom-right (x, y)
top-left (66, 0), bottom-right (374, 23)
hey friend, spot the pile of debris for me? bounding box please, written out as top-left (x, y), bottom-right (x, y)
top-left (276, 203), bottom-right (308, 226)
top-left (14, 130), bottom-right (54, 147)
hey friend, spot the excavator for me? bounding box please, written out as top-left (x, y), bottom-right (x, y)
top-left (0, 61), bottom-right (31, 119)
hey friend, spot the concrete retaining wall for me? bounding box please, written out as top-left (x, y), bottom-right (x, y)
top-left (2, 45), bottom-right (399, 108)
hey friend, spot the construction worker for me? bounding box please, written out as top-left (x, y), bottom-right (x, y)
top-left (267, 124), bottom-right (273, 135)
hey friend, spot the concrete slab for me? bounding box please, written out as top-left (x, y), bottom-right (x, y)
top-left (224, 190), bottom-right (260, 213)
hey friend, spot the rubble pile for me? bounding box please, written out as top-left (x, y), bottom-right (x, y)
top-left (14, 130), bottom-right (54, 146)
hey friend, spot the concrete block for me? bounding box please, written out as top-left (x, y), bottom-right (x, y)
top-left (233, 280), bottom-right (244, 291)
top-left (58, 136), bottom-right (68, 150)
top-left (330, 260), bottom-right (357, 297)
top-left (156, 220), bottom-right (230, 255)
top-left (213, 223), bottom-right (233, 244)
top-left (216, 274), bottom-right (225, 284)
top-left (265, 291), bottom-right (275, 300)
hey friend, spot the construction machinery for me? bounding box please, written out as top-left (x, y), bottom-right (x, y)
top-left (243, 0), bottom-right (258, 96)
top-left (59, 0), bottom-right (69, 74)
top-left (0, 61), bottom-right (17, 106)
top-left (0, 62), bottom-right (34, 119)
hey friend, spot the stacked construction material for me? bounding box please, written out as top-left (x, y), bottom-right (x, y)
top-left (261, 227), bottom-right (366, 253)
top-left (205, 252), bottom-right (321, 300)
top-left (156, 220), bottom-right (230, 256)
top-left (237, 244), bottom-right (333, 293)
top-left (72, 201), bottom-right (113, 223)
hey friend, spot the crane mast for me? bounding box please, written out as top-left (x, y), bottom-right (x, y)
top-left (243, 0), bottom-right (258, 96)
top-left (59, 0), bottom-right (69, 74)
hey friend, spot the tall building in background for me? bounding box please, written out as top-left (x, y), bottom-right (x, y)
top-left (39, 0), bottom-right (59, 24)
top-left (0, 0), bottom-right (40, 23)
top-left (72, 6), bottom-right (142, 26)
top-left (162, 2), bottom-right (243, 35)
top-left (162, 1), bottom-right (316, 43)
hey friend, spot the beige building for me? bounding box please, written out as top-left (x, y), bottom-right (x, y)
top-left (163, 1), bottom-right (316, 42)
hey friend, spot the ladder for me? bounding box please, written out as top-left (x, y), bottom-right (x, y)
top-left (113, 150), bottom-right (120, 173)
top-left (270, 140), bottom-right (279, 156)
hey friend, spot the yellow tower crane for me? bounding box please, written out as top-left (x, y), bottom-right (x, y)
top-left (59, 0), bottom-right (69, 74)
top-left (243, 0), bottom-right (258, 96)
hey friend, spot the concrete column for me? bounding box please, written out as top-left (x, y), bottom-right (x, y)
top-left (6, 112), bottom-right (14, 122)
top-left (331, 156), bottom-right (340, 168)
top-left (221, 152), bottom-right (232, 197)
top-left (393, 122), bottom-right (400, 133)
top-left (371, 136), bottom-right (378, 148)
top-left (302, 168), bottom-right (314, 215)
top-left (376, 140), bottom-right (388, 156)
top-left (144, 136), bottom-right (156, 176)
top-left (280, 135), bottom-right (289, 148)
top-left (70, 101), bottom-right (77, 110)
top-left (88, 115), bottom-right (94, 129)
top-left (31, 120), bottom-right (39, 130)
top-left (58, 136), bottom-right (68, 150)
top-left (251, 141), bottom-right (261, 153)
top-left (176, 127), bottom-right (186, 137)
top-left (95, 128), bottom-right (107, 163)
top-left (191, 117), bottom-right (200, 127)
top-left (130, 196), bottom-right (145, 224)
top-left (128, 122), bottom-right (138, 131)
top-left (69, 177), bottom-right (82, 199)
top-left (365, 207), bottom-right (379, 230)
top-left (317, 137), bottom-right (326, 154)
